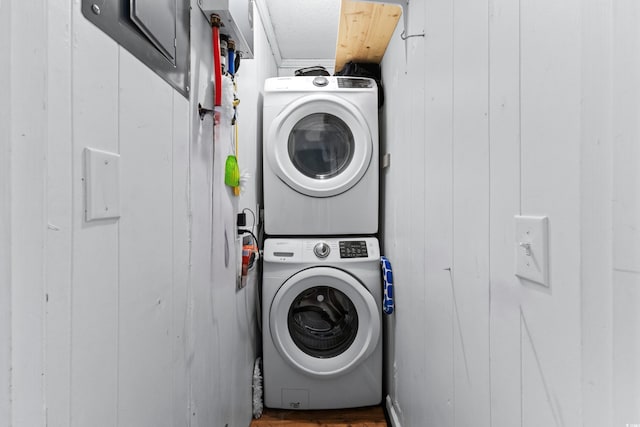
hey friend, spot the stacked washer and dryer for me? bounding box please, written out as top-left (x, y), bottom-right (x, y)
top-left (261, 75), bottom-right (382, 410)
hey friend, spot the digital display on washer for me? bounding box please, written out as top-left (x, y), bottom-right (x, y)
top-left (337, 78), bottom-right (374, 89)
top-left (339, 241), bottom-right (368, 258)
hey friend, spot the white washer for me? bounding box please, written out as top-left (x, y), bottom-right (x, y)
top-left (262, 76), bottom-right (379, 235)
top-left (262, 237), bottom-right (382, 410)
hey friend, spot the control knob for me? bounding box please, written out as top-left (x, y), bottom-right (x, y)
top-left (314, 242), bottom-right (331, 258)
top-left (313, 76), bottom-right (329, 87)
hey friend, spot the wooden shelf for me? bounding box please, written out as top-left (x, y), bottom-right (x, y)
top-left (250, 405), bottom-right (388, 427)
top-left (334, 0), bottom-right (402, 72)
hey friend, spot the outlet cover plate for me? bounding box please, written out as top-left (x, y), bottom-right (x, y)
top-left (515, 215), bottom-right (549, 287)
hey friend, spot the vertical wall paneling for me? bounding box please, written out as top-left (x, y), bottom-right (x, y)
top-left (171, 93), bottom-right (191, 427)
top-left (422, 0), bottom-right (454, 424)
top-left (117, 49), bottom-right (175, 426)
top-left (237, 8), bottom-right (277, 216)
top-left (10, 0), bottom-right (48, 425)
top-left (378, 25), bottom-right (399, 421)
top-left (71, 4), bottom-right (120, 425)
top-left (612, 1), bottom-right (640, 425)
top-left (210, 90), bottom-right (237, 427)
top-left (233, 8), bottom-right (279, 425)
top-left (379, 6), bottom-right (427, 424)
top-left (612, 272), bottom-right (640, 426)
top-left (381, 0), bottom-right (632, 425)
top-left (0, 0), bottom-right (11, 424)
top-left (188, 5), bottom-right (218, 425)
top-left (612, 1), bottom-right (640, 277)
top-left (45, 0), bottom-right (74, 425)
top-left (487, 0), bottom-right (523, 425)
top-left (580, 0), bottom-right (614, 426)
top-left (187, 2), bottom-right (279, 424)
top-left (451, 0), bottom-right (491, 425)
top-left (519, 0), bottom-right (582, 425)
top-left (5, 0), bottom-right (276, 425)
top-left (400, 1), bottom-right (428, 424)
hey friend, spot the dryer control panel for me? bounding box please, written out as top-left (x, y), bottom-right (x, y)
top-left (337, 78), bottom-right (375, 89)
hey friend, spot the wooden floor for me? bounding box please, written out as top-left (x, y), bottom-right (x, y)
top-left (249, 406), bottom-right (388, 427)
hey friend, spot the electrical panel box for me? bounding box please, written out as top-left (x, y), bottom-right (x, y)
top-left (198, 0), bottom-right (255, 59)
top-left (81, 0), bottom-right (190, 97)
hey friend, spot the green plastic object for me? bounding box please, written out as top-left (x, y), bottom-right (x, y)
top-left (225, 155), bottom-right (240, 187)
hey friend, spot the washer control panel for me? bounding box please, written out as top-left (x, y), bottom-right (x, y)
top-left (264, 238), bottom-right (379, 263)
top-left (339, 240), bottom-right (368, 258)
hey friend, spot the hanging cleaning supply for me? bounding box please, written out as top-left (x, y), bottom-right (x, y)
top-left (232, 121), bottom-right (240, 196)
top-left (252, 357), bottom-right (263, 418)
top-left (381, 256), bottom-right (394, 314)
top-left (224, 155), bottom-right (240, 187)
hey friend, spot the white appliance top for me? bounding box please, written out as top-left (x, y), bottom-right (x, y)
top-left (264, 237), bottom-right (380, 264)
top-left (264, 76), bottom-right (377, 93)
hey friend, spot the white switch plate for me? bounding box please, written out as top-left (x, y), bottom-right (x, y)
top-left (84, 148), bottom-right (120, 221)
top-left (515, 215), bottom-right (549, 287)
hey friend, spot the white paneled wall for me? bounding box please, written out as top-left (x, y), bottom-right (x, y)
top-left (0, 2), bottom-right (12, 425)
top-left (611, 3), bottom-right (640, 426)
top-left (381, 0), bottom-right (640, 426)
top-left (0, 0), bottom-right (12, 425)
top-left (2, 1), bottom-right (275, 426)
top-left (237, 9), bottom-right (279, 218)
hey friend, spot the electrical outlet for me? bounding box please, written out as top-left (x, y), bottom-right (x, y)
top-left (515, 215), bottom-right (549, 287)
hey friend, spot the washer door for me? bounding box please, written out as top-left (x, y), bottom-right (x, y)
top-left (270, 266), bottom-right (380, 378)
top-left (266, 94), bottom-right (373, 197)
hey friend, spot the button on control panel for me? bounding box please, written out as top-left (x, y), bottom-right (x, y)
top-left (339, 241), bottom-right (368, 258)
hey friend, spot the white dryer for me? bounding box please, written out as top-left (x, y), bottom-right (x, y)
top-left (262, 237), bottom-right (382, 410)
top-left (262, 76), bottom-right (379, 235)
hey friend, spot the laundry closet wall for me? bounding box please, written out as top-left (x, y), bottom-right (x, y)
top-left (0, 1), bottom-right (274, 426)
top-left (380, 0), bottom-right (639, 426)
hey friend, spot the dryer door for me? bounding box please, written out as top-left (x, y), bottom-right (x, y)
top-left (266, 94), bottom-right (373, 197)
top-left (269, 266), bottom-right (380, 378)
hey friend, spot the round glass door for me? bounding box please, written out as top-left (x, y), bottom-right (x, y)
top-left (288, 286), bottom-right (358, 358)
top-left (288, 113), bottom-right (355, 180)
top-left (266, 94), bottom-right (373, 197)
top-left (269, 267), bottom-right (380, 377)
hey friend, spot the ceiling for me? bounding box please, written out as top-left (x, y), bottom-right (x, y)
top-left (253, 0), bottom-right (406, 73)
top-left (254, 0), bottom-right (342, 71)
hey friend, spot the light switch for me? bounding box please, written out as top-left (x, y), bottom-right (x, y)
top-left (515, 215), bottom-right (549, 287)
top-left (84, 148), bottom-right (120, 221)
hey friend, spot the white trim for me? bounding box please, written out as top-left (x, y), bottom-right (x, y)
top-left (386, 395), bottom-right (402, 427)
top-left (253, 0), bottom-right (282, 65)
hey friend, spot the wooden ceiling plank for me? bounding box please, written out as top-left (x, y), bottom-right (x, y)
top-left (334, 0), bottom-right (402, 71)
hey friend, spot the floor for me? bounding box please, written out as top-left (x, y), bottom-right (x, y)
top-left (249, 405), bottom-right (388, 427)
